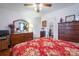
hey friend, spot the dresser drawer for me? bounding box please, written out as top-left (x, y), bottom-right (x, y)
top-left (11, 33), bottom-right (33, 46)
top-left (58, 21), bottom-right (79, 42)
top-left (1, 39), bottom-right (8, 49)
top-left (0, 40), bottom-right (2, 50)
top-left (0, 38), bottom-right (8, 50)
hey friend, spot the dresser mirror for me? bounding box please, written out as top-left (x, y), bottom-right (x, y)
top-left (13, 19), bottom-right (29, 33)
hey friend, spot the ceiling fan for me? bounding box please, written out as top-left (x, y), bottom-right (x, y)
top-left (24, 3), bottom-right (52, 12)
top-left (24, 3), bottom-right (52, 7)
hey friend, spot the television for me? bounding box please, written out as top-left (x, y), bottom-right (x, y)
top-left (0, 30), bottom-right (9, 37)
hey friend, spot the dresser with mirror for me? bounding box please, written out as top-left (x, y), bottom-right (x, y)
top-left (9, 19), bottom-right (33, 46)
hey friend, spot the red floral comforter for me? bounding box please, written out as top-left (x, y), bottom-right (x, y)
top-left (11, 38), bottom-right (79, 56)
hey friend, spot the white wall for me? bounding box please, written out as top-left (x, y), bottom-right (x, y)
top-left (0, 8), bottom-right (22, 30)
top-left (20, 11), bottom-right (41, 38)
top-left (0, 7), bottom-right (41, 38)
top-left (44, 4), bottom-right (79, 39)
top-left (1, 4), bottom-right (79, 39)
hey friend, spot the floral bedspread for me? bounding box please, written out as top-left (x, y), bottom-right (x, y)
top-left (11, 38), bottom-right (79, 56)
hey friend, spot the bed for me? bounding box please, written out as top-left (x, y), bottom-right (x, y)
top-left (10, 38), bottom-right (79, 56)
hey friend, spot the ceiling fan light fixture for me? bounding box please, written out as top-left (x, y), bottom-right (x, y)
top-left (33, 3), bottom-right (43, 12)
top-left (24, 3), bottom-right (52, 13)
top-left (33, 3), bottom-right (37, 7)
top-left (34, 7), bottom-right (41, 13)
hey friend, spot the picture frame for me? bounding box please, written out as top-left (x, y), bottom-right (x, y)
top-left (42, 20), bottom-right (47, 27)
top-left (65, 15), bottom-right (75, 22)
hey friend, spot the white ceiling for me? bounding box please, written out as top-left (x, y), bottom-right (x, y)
top-left (0, 3), bottom-right (76, 14)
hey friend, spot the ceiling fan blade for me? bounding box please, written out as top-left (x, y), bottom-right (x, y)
top-left (43, 3), bottom-right (52, 7)
top-left (24, 4), bottom-right (33, 6)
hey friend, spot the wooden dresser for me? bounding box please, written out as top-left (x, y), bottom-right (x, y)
top-left (58, 21), bottom-right (79, 43)
top-left (11, 32), bottom-right (33, 46)
top-left (0, 37), bottom-right (8, 50)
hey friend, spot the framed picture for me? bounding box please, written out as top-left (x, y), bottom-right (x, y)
top-left (65, 15), bottom-right (75, 22)
top-left (42, 20), bottom-right (47, 27)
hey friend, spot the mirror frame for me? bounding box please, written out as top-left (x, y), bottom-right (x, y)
top-left (13, 19), bottom-right (29, 33)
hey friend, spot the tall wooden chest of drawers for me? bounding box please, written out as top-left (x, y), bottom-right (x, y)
top-left (58, 21), bottom-right (79, 42)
